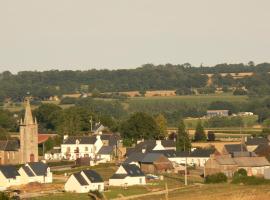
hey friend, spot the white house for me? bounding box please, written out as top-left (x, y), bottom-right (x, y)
top-left (61, 135), bottom-right (103, 160)
top-left (0, 162), bottom-right (52, 190)
top-left (65, 170), bottom-right (104, 193)
top-left (0, 165), bottom-right (21, 190)
top-left (109, 164), bottom-right (146, 186)
top-left (18, 162), bottom-right (52, 184)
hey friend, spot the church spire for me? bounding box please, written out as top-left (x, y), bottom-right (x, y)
top-left (23, 97), bottom-right (34, 125)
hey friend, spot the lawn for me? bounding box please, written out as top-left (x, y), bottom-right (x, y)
top-left (31, 193), bottom-right (89, 200)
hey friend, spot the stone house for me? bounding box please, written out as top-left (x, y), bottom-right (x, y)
top-left (140, 153), bottom-right (173, 174)
top-left (204, 154), bottom-right (270, 178)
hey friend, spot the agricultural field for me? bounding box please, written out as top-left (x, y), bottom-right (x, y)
top-left (128, 93), bottom-right (248, 105)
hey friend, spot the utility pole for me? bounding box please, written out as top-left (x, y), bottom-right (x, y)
top-left (89, 116), bottom-right (93, 132)
top-left (184, 141), bottom-right (188, 186)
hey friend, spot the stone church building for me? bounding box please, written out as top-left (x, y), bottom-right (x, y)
top-left (0, 99), bottom-right (38, 165)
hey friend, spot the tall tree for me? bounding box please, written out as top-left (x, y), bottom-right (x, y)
top-left (176, 120), bottom-right (191, 151)
top-left (155, 114), bottom-right (167, 139)
top-left (121, 112), bottom-right (159, 144)
top-left (194, 120), bottom-right (206, 141)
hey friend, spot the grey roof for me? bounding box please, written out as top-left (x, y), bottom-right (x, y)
top-left (73, 172), bottom-right (88, 186)
top-left (100, 134), bottom-right (120, 146)
top-left (22, 166), bottom-right (35, 177)
top-left (141, 153), bottom-right (164, 163)
top-left (124, 152), bottom-right (146, 164)
top-left (110, 174), bottom-right (128, 179)
top-left (122, 164), bottom-right (145, 177)
top-left (190, 148), bottom-right (215, 157)
top-left (224, 144), bottom-right (247, 154)
top-left (246, 137), bottom-right (269, 146)
top-left (232, 151), bottom-right (255, 158)
top-left (97, 146), bottom-right (114, 155)
top-left (233, 157), bottom-right (270, 167)
top-left (82, 170), bottom-right (103, 183)
top-left (28, 162), bottom-right (49, 176)
top-left (216, 157), bottom-right (236, 165)
top-left (128, 140), bottom-right (176, 155)
top-left (150, 150), bottom-right (178, 158)
top-left (0, 165), bottom-right (20, 179)
top-left (0, 140), bottom-right (20, 151)
top-left (63, 136), bottom-right (96, 145)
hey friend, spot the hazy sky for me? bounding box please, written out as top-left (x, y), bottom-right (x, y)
top-left (1, 0), bottom-right (270, 73)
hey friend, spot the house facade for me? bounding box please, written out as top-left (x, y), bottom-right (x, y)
top-left (204, 155), bottom-right (270, 178)
top-left (65, 170), bottom-right (104, 193)
top-left (61, 135), bottom-right (103, 160)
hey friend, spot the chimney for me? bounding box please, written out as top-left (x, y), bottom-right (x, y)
top-left (63, 135), bottom-right (69, 140)
top-left (96, 135), bottom-right (101, 140)
top-left (142, 148), bottom-right (146, 153)
top-left (156, 140), bottom-right (162, 145)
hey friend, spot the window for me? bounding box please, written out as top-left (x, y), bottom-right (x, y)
top-left (67, 147), bottom-right (71, 153)
top-left (7, 152), bottom-right (9, 160)
top-left (12, 152), bottom-right (15, 159)
top-left (85, 147), bottom-right (88, 152)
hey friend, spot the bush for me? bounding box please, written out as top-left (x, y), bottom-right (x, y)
top-left (233, 168), bottom-right (247, 179)
top-left (207, 131), bottom-right (216, 141)
top-left (205, 173), bottom-right (227, 184)
top-left (232, 175), bottom-right (270, 185)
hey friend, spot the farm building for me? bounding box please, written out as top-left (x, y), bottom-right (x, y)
top-left (207, 110), bottom-right (229, 118)
top-left (140, 153), bottom-right (173, 174)
top-left (204, 154), bottom-right (270, 178)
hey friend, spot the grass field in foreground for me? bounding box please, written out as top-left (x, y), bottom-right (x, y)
top-left (135, 184), bottom-right (270, 200)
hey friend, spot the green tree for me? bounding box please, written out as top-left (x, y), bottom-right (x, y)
top-left (155, 114), bottom-right (167, 139)
top-left (194, 120), bottom-right (206, 141)
top-left (176, 120), bottom-right (191, 151)
top-left (121, 112), bottom-right (159, 144)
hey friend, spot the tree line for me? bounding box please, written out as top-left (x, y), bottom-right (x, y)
top-left (1, 62), bottom-right (270, 101)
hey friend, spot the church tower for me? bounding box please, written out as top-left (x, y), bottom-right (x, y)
top-left (20, 98), bottom-right (38, 163)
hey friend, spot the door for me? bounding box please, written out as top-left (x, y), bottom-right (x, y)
top-left (30, 154), bottom-right (35, 162)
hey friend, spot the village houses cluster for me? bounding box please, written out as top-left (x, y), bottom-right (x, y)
top-left (1, 100), bottom-right (270, 194)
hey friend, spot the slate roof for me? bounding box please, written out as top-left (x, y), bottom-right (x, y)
top-left (141, 153), bottom-right (164, 163)
top-left (73, 172), bottom-right (88, 186)
top-left (245, 137), bottom-right (269, 146)
top-left (234, 157), bottom-right (270, 167)
top-left (28, 162), bottom-right (49, 176)
top-left (110, 174), bottom-right (128, 179)
top-left (124, 152), bottom-right (146, 164)
top-left (0, 165), bottom-right (20, 179)
top-left (216, 157), bottom-right (236, 165)
top-left (128, 140), bottom-right (176, 155)
top-left (63, 136), bottom-right (97, 145)
top-left (122, 164), bottom-right (145, 177)
top-left (97, 146), bottom-right (114, 155)
top-left (190, 148), bottom-right (215, 157)
top-left (82, 170), bottom-right (103, 183)
top-left (150, 150), bottom-right (177, 158)
top-left (0, 140), bottom-right (20, 151)
top-left (100, 134), bottom-right (120, 146)
top-left (224, 144), bottom-right (247, 154)
top-left (22, 166), bottom-right (35, 177)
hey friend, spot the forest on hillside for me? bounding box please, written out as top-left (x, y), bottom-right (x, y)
top-left (1, 62), bottom-right (270, 101)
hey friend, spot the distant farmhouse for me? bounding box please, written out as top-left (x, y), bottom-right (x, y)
top-left (207, 110), bottom-right (229, 118)
top-left (0, 98), bottom-right (38, 165)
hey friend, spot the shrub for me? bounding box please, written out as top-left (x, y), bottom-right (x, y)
top-left (233, 168), bottom-right (247, 179)
top-left (232, 176), bottom-right (270, 185)
top-left (205, 173), bottom-right (227, 184)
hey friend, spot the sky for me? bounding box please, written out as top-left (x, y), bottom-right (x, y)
top-left (0, 0), bottom-right (270, 73)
